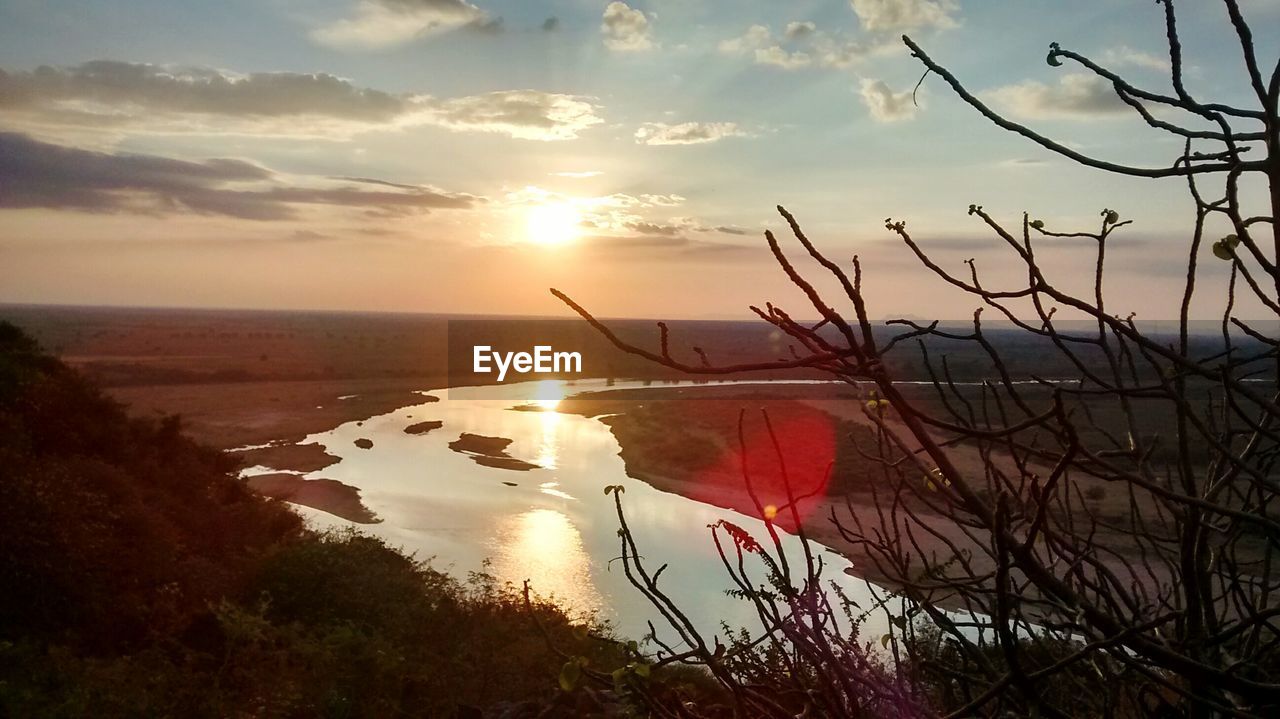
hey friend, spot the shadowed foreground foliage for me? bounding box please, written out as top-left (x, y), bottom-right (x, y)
top-left (0, 321), bottom-right (655, 718)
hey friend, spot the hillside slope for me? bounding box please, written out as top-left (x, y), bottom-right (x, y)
top-left (0, 322), bottom-right (644, 717)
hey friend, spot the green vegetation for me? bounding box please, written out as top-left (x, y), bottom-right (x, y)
top-left (0, 321), bottom-right (644, 717)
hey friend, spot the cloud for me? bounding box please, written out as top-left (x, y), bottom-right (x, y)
top-left (499, 185), bottom-right (745, 258)
top-left (0, 132), bottom-right (480, 221)
top-left (0, 61), bottom-right (603, 141)
top-left (601, 2), bottom-right (653, 52)
top-left (427, 90), bottom-right (603, 141)
top-left (984, 73), bottom-right (1129, 120)
top-left (509, 186), bottom-right (724, 244)
top-left (815, 38), bottom-right (888, 68)
top-left (999, 157), bottom-right (1050, 168)
top-left (784, 21), bottom-right (817, 41)
top-left (859, 79), bottom-right (919, 122)
top-left (755, 46), bottom-right (813, 70)
top-left (0, 61), bottom-right (404, 122)
top-left (634, 121), bottom-right (748, 145)
top-left (505, 186), bottom-right (691, 240)
top-left (624, 220), bottom-right (684, 236)
top-left (311, 0), bottom-right (492, 50)
top-left (850, 0), bottom-right (959, 32)
top-left (718, 23), bottom-right (890, 70)
top-left (329, 175), bottom-right (426, 191)
top-left (504, 186), bottom-right (681, 213)
top-left (638, 193), bottom-right (685, 206)
top-left (717, 24), bottom-right (771, 54)
top-left (1102, 46), bottom-right (1169, 71)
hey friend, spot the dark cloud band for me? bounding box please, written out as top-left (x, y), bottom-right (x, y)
top-left (0, 132), bottom-right (480, 221)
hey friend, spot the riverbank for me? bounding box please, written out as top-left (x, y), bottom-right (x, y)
top-left (109, 377), bottom-right (441, 522)
top-left (549, 383), bottom-right (1148, 606)
top-left (109, 377), bottom-right (441, 450)
top-left (546, 386), bottom-right (970, 593)
top-left (109, 376), bottom-right (1149, 612)
top-left (107, 378), bottom-right (1005, 593)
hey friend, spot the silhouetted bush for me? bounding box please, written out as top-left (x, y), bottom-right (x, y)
top-left (0, 322), bottom-right (640, 717)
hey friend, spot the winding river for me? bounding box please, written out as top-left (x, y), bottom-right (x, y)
top-left (281, 379), bottom-right (891, 645)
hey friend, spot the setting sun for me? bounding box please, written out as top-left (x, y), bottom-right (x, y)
top-left (525, 202), bottom-right (581, 246)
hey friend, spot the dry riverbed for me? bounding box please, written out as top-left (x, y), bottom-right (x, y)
top-left (110, 377), bottom-right (439, 524)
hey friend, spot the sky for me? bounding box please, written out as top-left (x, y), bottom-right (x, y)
top-left (0, 0), bottom-right (1277, 320)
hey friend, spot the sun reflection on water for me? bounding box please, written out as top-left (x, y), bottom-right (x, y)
top-left (490, 508), bottom-right (602, 618)
top-left (529, 379), bottom-right (565, 408)
top-left (539, 481), bottom-right (576, 501)
top-left (528, 380), bottom-right (566, 469)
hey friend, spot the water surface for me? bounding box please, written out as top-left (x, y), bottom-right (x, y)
top-left (293, 379), bottom-right (890, 644)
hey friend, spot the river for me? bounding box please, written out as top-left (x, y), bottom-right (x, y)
top-left (279, 378), bottom-right (892, 646)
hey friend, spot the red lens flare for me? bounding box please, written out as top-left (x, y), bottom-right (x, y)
top-left (685, 400), bottom-right (837, 529)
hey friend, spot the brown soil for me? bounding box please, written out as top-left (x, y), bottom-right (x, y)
top-left (231, 442), bottom-right (340, 473)
top-left (108, 378), bottom-right (436, 522)
top-left (404, 420), bottom-right (444, 435)
top-left (554, 386), bottom-right (1149, 605)
top-left (473, 456), bottom-right (540, 471)
top-left (109, 377), bottom-right (437, 451)
top-left (449, 433), bottom-right (515, 456)
top-left (449, 433), bottom-right (541, 471)
top-left (246, 473), bottom-right (380, 524)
